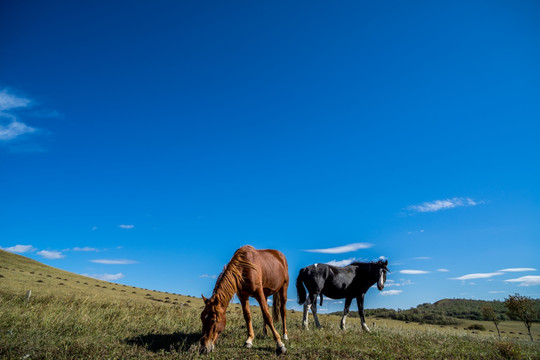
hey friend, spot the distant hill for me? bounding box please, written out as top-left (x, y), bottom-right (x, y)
top-left (332, 298), bottom-right (540, 325)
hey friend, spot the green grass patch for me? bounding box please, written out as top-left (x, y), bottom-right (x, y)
top-left (1, 250), bottom-right (539, 359)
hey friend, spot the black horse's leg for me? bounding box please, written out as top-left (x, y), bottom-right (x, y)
top-left (302, 301), bottom-right (310, 329)
top-left (303, 291), bottom-right (321, 329)
top-left (356, 293), bottom-right (370, 332)
top-left (340, 297), bottom-right (353, 330)
top-left (309, 292), bottom-right (322, 328)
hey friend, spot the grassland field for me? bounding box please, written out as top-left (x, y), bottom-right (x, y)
top-left (1, 250), bottom-right (539, 359)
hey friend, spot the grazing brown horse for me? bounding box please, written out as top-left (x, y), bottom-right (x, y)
top-left (200, 245), bottom-right (289, 355)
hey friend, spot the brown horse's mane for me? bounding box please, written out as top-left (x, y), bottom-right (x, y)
top-left (212, 246), bottom-right (256, 304)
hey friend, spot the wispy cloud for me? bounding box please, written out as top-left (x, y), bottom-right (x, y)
top-left (437, 269), bottom-right (450, 272)
top-left (90, 259), bottom-right (137, 265)
top-left (37, 250), bottom-right (65, 259)
top-left (0, 89), bottom-right (35, 141)
top-left (72, 247), bottom-right (99, 252)
top-left (84, 273), bottom-right (125, 281)
top-left (0, 89), bottom-right (31, 111)
top-left (412, 257), bottom-right (431, 260)
top-left (384, 279), bottom-right (414, 287)
top-left (451, 272), bottom-right (503, 280)
top-left (1, 244), bottom-right (37, 253)
top-left (118, 224), bottom-right (134, 229)
top-left (504, 276), bottom-right (540, 286)
top-left (326, 258), bottom-right (359, 267)
top-left (499, 268), bottom-right (536, 272)
top-left (380, 290), bottom-right (402, 296)
top-left (399, 270), bottom-right (430, 275)
top-left (489, 291), bottom-right (506, 294)
top-left (0, 120), bottom-right (36, 141)
top-left (408, 197), bottom-right (482, 213)
top-left (305, 242), bottom-right (373, 254)
top-left (200, 274), bottom-right (217, 279)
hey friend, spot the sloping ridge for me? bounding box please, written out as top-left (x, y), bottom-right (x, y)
top-left (0, 249), bottom-right (196, 306)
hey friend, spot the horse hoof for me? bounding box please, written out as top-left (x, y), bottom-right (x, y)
top-left (244, 342), bottom-right (253, 349)
top-left (276, 345), bottom-right (287, 355)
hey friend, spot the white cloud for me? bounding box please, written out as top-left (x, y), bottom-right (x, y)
top-left (499, 268), bottom-right (536, 272)
top-left (0, 89), bottom-right (31, 111)
top-left (200, 274), bottom-right (217, 279)
top-left (90, 259), bottom-right (137, 264)
top-left (37, 250), bottom-right (65, 259)
top-left (504, 276), bottom-right (540, 286)
top-left (399, 270), bottom-right (430, 275)
top-left (72, 247), bottom-right (99, 252)
top-left (0, 120), bottom-right (36, 140)
top-left (384, 279), bottom-right (414, 287)
top-left (1, 244), bottom-right (37, 253)
top-left (326, 258), bottom-right (360, 267)
top-left (380, 290), bottom-right (402, 296)
top-left (489, 291), bottom-right (506, 294)
top-left (305, 242), bottom-right (374, 254)
top-left (451, 272), bottom-right (503, 280)
top-left (437, 269), bottom-right (450, 272)
top-left (84, 273), bottom-right (124, 281)
top-left (118, 224), bottom-right (134, 229)
top-left (0, 89), bottom-right (36, 141)
top-left (408, 197), bottom-right (481, 213)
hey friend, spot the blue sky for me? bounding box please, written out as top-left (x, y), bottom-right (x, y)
top-left (1, 1), bottom-right (539, 312)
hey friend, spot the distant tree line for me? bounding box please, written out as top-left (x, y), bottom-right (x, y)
top-left (341, 296), bottom-right (540, 330)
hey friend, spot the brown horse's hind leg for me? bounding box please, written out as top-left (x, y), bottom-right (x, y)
top-left (279, 286), bottom-right (288, 340)
top-left (240, 296), bottom-right (255, 348)
top-left (262, 295), bottom-right (269, 338)
top-left (254, 289), bottom-right (286, 355)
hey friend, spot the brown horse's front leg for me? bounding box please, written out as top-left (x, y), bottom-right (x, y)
top-left (254, 290), bottom-right (286, 355)
top-left (240, 296), bottom-right (255, 348)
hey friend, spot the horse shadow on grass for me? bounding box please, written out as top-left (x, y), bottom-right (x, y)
top-left (125, 331), bottom-right (200, 353)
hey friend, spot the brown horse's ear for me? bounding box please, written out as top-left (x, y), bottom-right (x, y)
top-left (202, 295), bottom-right (208, 304)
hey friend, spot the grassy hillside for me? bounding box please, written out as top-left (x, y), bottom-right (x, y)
top-left (1, 250), bottom-right (539, 359)
top-left (0, 249), bottom-right (196, 305)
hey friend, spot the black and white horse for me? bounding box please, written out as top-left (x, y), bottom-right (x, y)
top-left (296, 259), bottom-right (389, 332)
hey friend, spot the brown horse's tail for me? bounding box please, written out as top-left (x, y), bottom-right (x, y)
top-left (272, 288), bottom-right (284, 322)
top-left (296, 270), bottom-right (307, 305)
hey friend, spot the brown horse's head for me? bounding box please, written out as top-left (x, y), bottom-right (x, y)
top-left (199, 295), bottom-right (227, 354)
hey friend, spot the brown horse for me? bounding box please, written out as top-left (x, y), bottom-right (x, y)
top-left (200, 245), bottom-right (289, 355)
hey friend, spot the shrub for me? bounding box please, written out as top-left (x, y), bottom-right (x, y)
top-left (495, 341), bottom-right (523, 360)
top-left (467, 324), bottom-right (485, 331)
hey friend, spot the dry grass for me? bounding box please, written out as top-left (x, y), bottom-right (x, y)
top-left (1, 250), bottom-right (539, 359)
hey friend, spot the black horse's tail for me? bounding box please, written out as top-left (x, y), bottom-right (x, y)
top-left (296, 270), bottom-right (307, 305)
